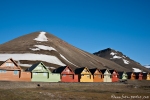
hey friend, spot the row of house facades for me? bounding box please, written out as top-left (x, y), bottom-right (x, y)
top-left (0, 58), bottom-right (150, 82)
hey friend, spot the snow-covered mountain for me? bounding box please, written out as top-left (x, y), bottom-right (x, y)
top-left (0, 31), bottom-right (129, 71)
top-left (94, 48), bottom-right (150, 73)
top-left (144, 65), bottom-right (150, 68)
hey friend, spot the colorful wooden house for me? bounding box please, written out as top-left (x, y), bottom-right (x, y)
top-left (118, 71), bottom-right (128, 80)
top-left (135, 72), bottom-right (143, 80)
top-left (89, 68), bottom-right (103, 82)
top-left (26, 62), bottom-right (60, 82)
top-left (0, 58), bottom-right (31, 82)
top-left (53, 66), bottom-right (78, 82)
top-left (109, 69), bottom-right (119, 82)
top-left (127, 72), bottom-right (136, 80)
top-left (75, 67), bottom-right (93, 82)
top-left (147, 73), bottom-right (150, 80)
top-left (100, 69), bottom-right (112, 82)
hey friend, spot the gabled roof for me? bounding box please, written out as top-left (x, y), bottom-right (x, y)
top-left (0, 58), bottom-right (21, 70)
top-left (143, 73), bottom-right (148, 77)
top-left (89, 68), bottom-right (101, 75)
top-left (118, 71), bottom-right (127, 76)
top-left (0, 61), bottom-right (3, 66)
top-left (74, 67), bottom-right (91, 74)
top-left (53, 66), bottom-right (75, 74)
top-left (109, 69), bottom-right (118, 74)
top-left (100, 69), bottom-right (110, 74)
top-left (26, 62), bottom-right (49, 72)
top-left (126, 72), bottom-right (134, 76)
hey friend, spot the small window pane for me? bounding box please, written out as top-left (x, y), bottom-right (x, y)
top-left (14, 71), bottom-right (18, 75)
top-left (43, 73), bottom-right (47, 76)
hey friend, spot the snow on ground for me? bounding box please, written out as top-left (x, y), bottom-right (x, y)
top-left (30, 45), bottom-right (56, 51)
top-left (19, 64), bottom-right (32, 67)
top-left (30, 48), bottom-right (40, 51)
top-left (0, 54), bottom-right (66, 66)
top-left (122, 56), bottom-right (126, 58)
top-left (112, 55), bottom-right (122, 59)
top-left (144, 65), bottom-right (150, 68)
top-left (123, 59), bottom-right (130, 64)
top-left (60, 54), bottom-right (79, 67)
top-left (34, 31), bottom-right (48, 42)
top-left (132, 68), bottom-right (142, 72)
top-left (49, 67), bottom-right (56, 69)
top-left (110, 52), bottom-right (117, 56)
top-left (110, 52), bottom-right (130, 64)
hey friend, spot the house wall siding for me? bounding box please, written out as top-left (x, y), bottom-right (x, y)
top-left (80, 75), bottom-right (93, 82)
top-left (20, 72), bottom-right (31, 82)
top-left (93, 75), bottom-right (103, 82)
top-left (31, 73), bottom-right (50, 82)
top-left (147, 74), bottom-right (150, 80)
top-left (0, 71), bottom-right (20, 81)
top-left (49, 74), bottom-right (60, 82)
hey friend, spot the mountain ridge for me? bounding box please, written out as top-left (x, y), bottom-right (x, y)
top-left (0, 31), bottom-right (129, 72)
top-left (94, 48), bottom-right (150, 72)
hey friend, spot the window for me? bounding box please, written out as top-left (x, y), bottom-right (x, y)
top-left (69, 75), bottom-right (73, 78)
top-left (63, 74), bottom-right (66, 77)
top-left (33, 73), bottom-right (38, 75)
top-left (6, 63), bottom-right (14, 67)
top-left (98, 75), bottom-right (101, 78)
top-left (81, 74), bottom-right (84, 76)
top-left (14, 71), bottom-right (18, 75)
top-left (0, 70), bottom-right (7, 73)
top-left (87, 75), bottom-right (91, 79)
top-left (43, 73), bottom-right (47, 76)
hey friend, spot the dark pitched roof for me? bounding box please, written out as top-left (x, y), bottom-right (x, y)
top-left (126, 72), bottom-right (133, 76)
top-left (53, 66), bottom-right (66, 73)
top-left (0, 61), bottom-right (3, 66)
top-left (118, 71), bottom-right (123, 74)
top-left (143, 73), bottom-right (148, 77)
top-left (26, 62), bottom-right (43, 72)
top-left (109, 69), bottom-right (115, 74)
top-left (74, 67), bottom-right (85, 74)
top-left (89, 68), bottom-right (97, 75)
top-left (100, 69), bottom-right (107, 74)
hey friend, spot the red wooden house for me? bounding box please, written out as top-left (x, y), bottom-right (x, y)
top-left (109, 69), bottom-right (119, 82)
top-left (135, 72), bottom-right (147, 80)
top-left (0, 58), bottom-right (31, 82)
top-left (53, 66), bottom-right (78, 82)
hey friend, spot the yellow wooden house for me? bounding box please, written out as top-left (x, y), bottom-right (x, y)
top-left (147, 73), bottom-right (150, 80)
top-left (75, 67), bottom-right (93, 82)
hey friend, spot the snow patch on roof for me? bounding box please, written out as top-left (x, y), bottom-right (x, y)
top-left (0, 53), bottom-right (66, 66)
top-left (30, 45), bottom-right (56, 51)
top-left (123, 59), bottom-right (130, 64)
top-left (110, 52), bottom-right (117, 56)
top-left (34, 31), bottom-right (48, 42)
top-left (132, 68), bottom-right (142, 72)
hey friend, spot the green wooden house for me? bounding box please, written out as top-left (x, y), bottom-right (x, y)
top-left (118, 71), bottom-right (128, 80)
top-left (26, 62), bottom-right (60, 82)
